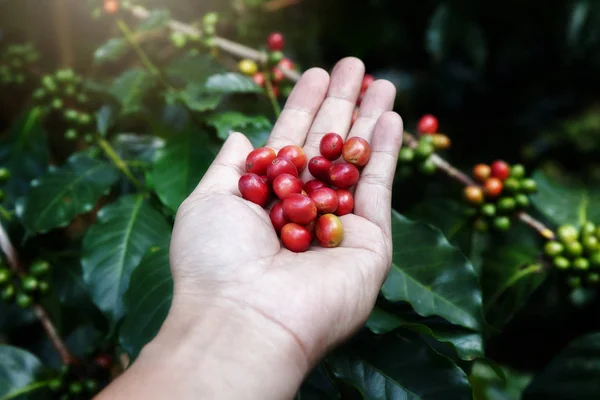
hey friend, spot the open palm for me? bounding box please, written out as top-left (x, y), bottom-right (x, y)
top-left (169, 57), bottom-right (403, 366)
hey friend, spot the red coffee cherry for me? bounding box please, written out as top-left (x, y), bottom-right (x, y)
top-left (319, 133), bottom-right (344, 161)
top-left (281, 223), bottom-right (311, 252)
top-left (267, 157), bottom-right (298, 182)
top-left (342, 137), bottom-right (371, 167)
top-left (282, 193), bottom-right (318, 225)
top-left (245, 147), bottom-right (276, 175)
top-left (267, 32), bottom-right (285, 51)
top-left (308, 156), bottom-right (333, 181)
top-left (238, 173), bottom-right (270, 207)
top-left (277, 145), bottom-right (307, 172)
top-left (335, 189), bottom-right (354, 215)
top-left (490, 160), bottom-right (510, 181)
top-left (104, 0), bottom-right (119, 14)
top-left (352, 109), bottom-right (359, 125)
top-left (329, 163), bottom-right (360, 189)
top-left (95, 354), bottom-right (113, 370)
top-left (269, 202), bottom-right (288, 235)
top-left (271, 67), bottom-right (284, 83)
top-left (252, 72), bottom-right (266, 87)
top-left (260, 175), bottom-right (268, 183)
top-left (472, 164), bottom-right (491, 182)
top-left (273, 173), bottom-right (303, 200)
top-left (361, 74), bottom-right (375, 93)
top-left (417, 114), bottom-right (438, 134)
top-left (305, 220), bottom-right (316, 237)
top-left (279, 58), bottom-right (295, 71)
top-left (484, 178), bottom-right (504, 198)
top-left (463, 186), bottom-right (484, 205)
top-left (309, 187), bottom-right (338, 214)
top-left (303, 179), bottom-right (327, 195)
top-left (315, 214), bottom-right (344, 248)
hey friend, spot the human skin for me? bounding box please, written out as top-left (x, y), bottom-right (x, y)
top-left (96, 57), bottom-right (403, 400)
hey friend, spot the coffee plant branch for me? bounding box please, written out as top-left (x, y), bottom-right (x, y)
top-left (0, 223), bottom-right (77, 365)
top-left (126, 5), bottom-right (555, 241)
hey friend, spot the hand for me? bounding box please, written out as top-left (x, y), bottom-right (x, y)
top-left (99, 58), bottom-right (403, 400)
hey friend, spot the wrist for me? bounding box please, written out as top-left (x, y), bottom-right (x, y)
top-left (139, 293), bottom-right (309, 399)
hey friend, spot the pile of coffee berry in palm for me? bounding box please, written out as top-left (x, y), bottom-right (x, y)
top-left (463, 161), bottom-right (537, 232)
top-left (238, 133), bottom-right (370, 252)
top-left (397, 114), bottom-right (451, 176)
top-left (545, 222), bottom-right (600, 288)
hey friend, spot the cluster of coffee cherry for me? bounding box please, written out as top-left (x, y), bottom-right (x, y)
top-left (238, 133), bottom-right (371, 252)
top-left (32, 69), bottom-right (95, 142)
top-left (397, 114), bottom-right (451, 175)
top-left (237, 32), bottom-right (296, 98)
top-left (0, 43), bottom-right (39, 86)
top-left (545, 223), bottom-right (600, 288)
top-left (463, 161), bottom-right (537, 231)
top-left (0, 260), bottom-right (51, 308)
top-left (47, 362), bottom-right (106, 400)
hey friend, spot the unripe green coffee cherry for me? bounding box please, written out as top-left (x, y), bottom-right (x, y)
top-left (581, 221), bottom-right (596, 235)
top-left (481, 203), bottom-right (496, 217)
top-left (567, 275), bottom-right (581, 288)
top-left (38, 281), bottom-right (50, 295)
top-left (587, 273), bottom-right (600, 284)
top-left (503, 178), bottom-right (520, 193)
top-left (1, 285), bottom-right (15, 301)
top-left (493, 216), bottom-right (511, 231)
top-left (29, 260), bottom-right (50, 276)
top-left (84, 134), bottom-right (94, 143)
top-left (49, 378), bottom-right (63, 392)
top-left (590, 252), bottom-right (600, 267)
top-left (203, 12), bottom-right (219, 26)
top-left (281, 85), bottom-right (293, 98)
top-left (0, 167), bottom-right (10, 182)
top-left (0, 268), bottom-right (11, 284)
top-left (64, 85), bottom-right (76, 97)
top-left (69, 381), bottom-right (83, 395)
top-left (170, 31), bottom-right (187, 48)
top-left (573, 257), bottom-right (590, 270)
top-left (463, 207), bottom-right (478, 217)
top-left (76, 93), bottom-right (88, 104)
top-left (520, 178), bottom-right (537, 193)
top-left (64, 129), bottom-right (78, 140)
top-left (64, 109), bottom-right (78, 121)
top-left (497, 197), bottom-right (516, 213)
top-left (32, 88), bottom-right (46, 100)
top-left (55, 69), bottom-right (75, 81)
top-left (419, 135), bottom-right (434, 145)
top-left (557, 225), bottom-right (579, 243)
top-left (78, 113), bottom-right (92, 125)
top-left (418, 157), bottom-right (436, 175)
top-left (583, 235), bottom-right (599, 252)
top-left (553, 256), bottom-right (570, 270)
top-left (16, 292), bottom-right (32, 308)
top-left (21, 276), bottom-right (38, 292)
top-left (84, 379), bottom-right (98, 392)
top-left (473, 218), bottom-right (489, 232)
top-left (268, 51), bottom-right (284, 65)
top-left (515, 193), bottom-right (530, 208)
top-left (414, 141), bottom-right (434, 159)
top-left (42, 75), bottom-right (56, 90)
top-left (544, 241), bottom-right (564, 257)
top-left (565, 241), bottom-right (583, 257)
top-left (51, 98), bottom-right (63, 110)
top-left (398, 148), bottom-right (414, 163)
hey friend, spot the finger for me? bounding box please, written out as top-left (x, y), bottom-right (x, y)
top-left (347, 80), bottom-right (396, 142)
top-left (353, 112), bottom-right (403, 241)
top-left (266, 68), bottom-right (330, 150)
top-left (303, 58), bottom-right (365, 164)
top-left (193, 132), bottom-right (254, 196)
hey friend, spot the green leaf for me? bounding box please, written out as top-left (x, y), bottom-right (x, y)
top-left (82, 195), bottom-right (171, 325)
top-left (0, 346), bottom-right (44, 398)
top-left (206, 112), bottom-right (273, 146)
top-left (150, 126), bottom-right (216, 213)
top-left (470, 361), bottom-right (532, 400)
top-left (366, 308), bottom-right (483, 361)
top-left (204, 73), bottom-right (262, 94)
top-left (137, 9), bottom-right (170, 31)
top-left (20, 153), bottom-right (118, 234)
top-left (567, 1), bottom-right (590, 47)
top-left (174, 84), bottom-right (222, 112)
top-left (112, 133), bottom-right (165, 164)
top-left (531, 169), bottom-right (600, 227)
top-left (329, 333), bottom-right (472, 400)
top-left (382, 211), bottom-right (483, 331)
top-left (110, 69), bottom-right (155, 115)
top-left (524, 332), bottom-right (600, 399)
top-left (120, 248), bottom-right (172, 358)
top-left (96, 105), bottom-right (116, 137)
top-left (94, 38), bottom-right (127, 64)
top-left (0, 108), bottom-right (48, 207)
top-left (425, 4), bottom-right (452, 61)
top-left (296, 366), bottom-right (340, 400)
top-left (164, 53), bottom-right (225, 84)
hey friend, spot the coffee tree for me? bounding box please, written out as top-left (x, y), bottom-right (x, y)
top-left (0, 1), bottom-right (599, 399)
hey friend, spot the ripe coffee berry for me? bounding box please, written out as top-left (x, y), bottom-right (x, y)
top-left (320, 133), bottom-right (344, 161)
top-left (315, 214), bottom-right (344, 248)
top-left (252, 72), bottom-right (266, 87)
top-left (361, 74), bottom-right (375, 93)
top-left (281, 223), bottom-right (311, 253)
top-left (278, 145), bottom-right (307, 172)
top-left (279, 58), bottom-right (295, 71)
top-left (95, 354), bottom-right (113, 370)
top-left (329, 163), bottom-right (360, 189)
top-left (417, 114), bottom-right (438, 134)
top-left (104, 0), bottom-right (119, 14)
top-left (335, 190), bottom-right (354, 215)
top-left (245, 147), bottom-right (276, 175)
top-left (490, 160), bottom-right (510, 181)
top-left (483, 178), bottom-right (503, 198)
top-left (273, 173), bottom-right (303, 200)
top-left (473, 164), bottom-right (491, 182)
top-left (464, 186), bottom-right (484, 205)
top-left (310, 188), bottom-right (338, 214)
top-left (309, 156), bottom-right (333, 181)
top-left (342, 137), bottom-right (371, 167)
top-left (238, 173), bottom-right (270, 207)
top-left (267, 157), bottom-right (298, 182)
top-left (282, 193), bottom-right (318, 225)
top-left (238, 59), bottom-right (258, 76)
top-left (267, 32), bottom-right (285, 51)
top-left (303, 179), bottom-right (327, 195)
top-left (271, 67), bottom-right (285, 83)
top-left (269, 202), bottom-right (288, 235)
